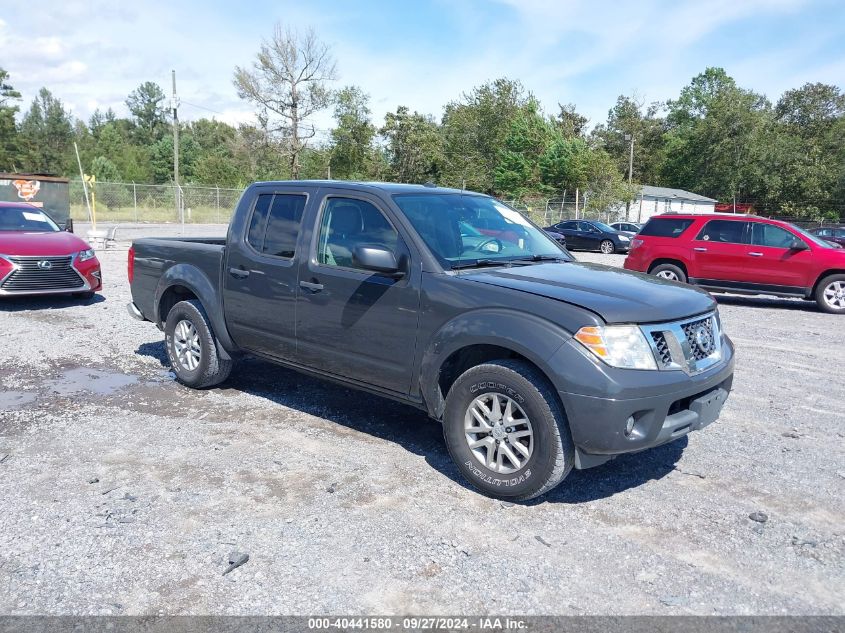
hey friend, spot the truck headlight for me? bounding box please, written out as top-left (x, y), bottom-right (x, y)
top-left (574, 325), bottom-right (657, 370)
top-left (78, 249), bottom-right (96, 262)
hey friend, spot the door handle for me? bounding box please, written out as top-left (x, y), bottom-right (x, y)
top-left (228, 267), bottom-right (250, 279)
top-left (749, 252), bottom-right (763, 257)
top-left (693, 247), bottom-right (707, 252)
top-left (299, 280), bottom-right (324, 292)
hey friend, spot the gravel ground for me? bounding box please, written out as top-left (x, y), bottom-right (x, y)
top-left (0, 244), bottom-right (843, 616)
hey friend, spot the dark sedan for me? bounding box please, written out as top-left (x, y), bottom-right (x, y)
top-left (543, 229), bottom-right (567, 249)
top-left (809, 227), bottom-right (845, 247)
top-left (543, 219), bottom-right (631, 254)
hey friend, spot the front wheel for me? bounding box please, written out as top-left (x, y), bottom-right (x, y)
top-left (442, 360), bottom-right (574, 501)
top-left (164, 299), bottom-right (233, 388)
top-left (600, 240), bottom-right (616, 254)
top-left (815, 274), bottom-right (845, 314)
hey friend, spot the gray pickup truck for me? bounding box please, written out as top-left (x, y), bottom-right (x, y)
top-left (128, 181), bottom-right (734, 501)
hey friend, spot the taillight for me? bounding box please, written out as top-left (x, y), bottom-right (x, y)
top-left (128, 246), bottom-right (135, 283)
top-left (630, 238), bottom-right (643, 250)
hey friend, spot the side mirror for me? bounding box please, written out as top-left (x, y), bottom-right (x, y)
top-left (64, 218), bottom-right (74, 233)
top-left (352, 244), bottom-right (403, 277)
top-left (789, 239), bottom-right (809, 251)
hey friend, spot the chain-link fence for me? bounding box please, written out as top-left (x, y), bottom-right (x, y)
top-left (70, 181), bottom-right (840, 229)
top-left (70, 180), bottom-right (244, 224)
top-left (503, 195), bottom-right (626, 227)
top-left (70, 181), bottom-right (628, 227)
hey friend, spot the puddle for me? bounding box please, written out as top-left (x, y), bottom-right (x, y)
top-left (44, 367), bottom-right (139, 396)
top-left (0, 391), bottom-right (38, 410)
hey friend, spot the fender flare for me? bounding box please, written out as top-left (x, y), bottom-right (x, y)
top-left (154, 263), bottom-right (237, 357)
top-left (418, 308), bottom-right (573, 418)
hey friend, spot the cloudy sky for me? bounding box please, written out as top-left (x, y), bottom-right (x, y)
top-left (1, 0), bottom-right (843, 134)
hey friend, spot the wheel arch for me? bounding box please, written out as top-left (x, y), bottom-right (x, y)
top-left (154, 264), bottom-right (236, 356)
top-left (811, 269), bottom-right (845, 297)
top-left (419, 309), bottom-right (572, 420)
top-left (647, 258), bottom-right (689, 276)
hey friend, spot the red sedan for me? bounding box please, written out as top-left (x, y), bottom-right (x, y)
top-left (0, 202), bottom-right (101, 299)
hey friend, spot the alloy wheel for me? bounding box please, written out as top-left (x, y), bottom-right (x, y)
top-left (823, 280), bottom-right (845, 309)
top-left (173, 319), bottom-right (201, 371)
top-left (464, 393), bottom-right (533, 474)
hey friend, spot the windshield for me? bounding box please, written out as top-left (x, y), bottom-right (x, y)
top-left (592, 221), bottom-right (617, 233)
top-left (0, 206), bottom-right (60, 232)
top-left (791, 224), bottom-right (837, 248)
top-left (393, 193), bottom-right (570, 268)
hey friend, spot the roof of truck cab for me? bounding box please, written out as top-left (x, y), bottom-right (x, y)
top-left (250, 180), bottom-right (478, 195)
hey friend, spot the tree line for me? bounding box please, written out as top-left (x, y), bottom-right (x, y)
top-left (0, 25), bottom-right (843, 219)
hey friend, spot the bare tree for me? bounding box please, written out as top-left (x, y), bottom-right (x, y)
top-left (233, 25), bottom-right (337, 179)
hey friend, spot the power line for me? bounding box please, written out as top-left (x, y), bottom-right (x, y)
top-left (180, 100), bottom-right (224, 115)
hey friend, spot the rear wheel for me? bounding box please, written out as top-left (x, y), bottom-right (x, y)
top-left (442, 360), bottom-right (574, 501)
top-left (815, 274), bottom-right (845, 314)
top-left (164, 299), bottom-right (233, 388)
top-left (600, 240), bottom-right (616, 254)
top-left (650, 263), bottom-right (687, 284)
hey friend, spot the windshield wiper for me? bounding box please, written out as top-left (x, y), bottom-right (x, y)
top-left (450, 258), bottom-right (511, 270)
top-left (511, 254), bottom-right (568, 263)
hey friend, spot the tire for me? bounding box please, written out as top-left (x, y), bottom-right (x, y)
top-left (442, 359), bottom-right (575, 501)
top-left (600, 240), bottom-right (616, 254)
top-left (814, 274), bottom-right (845, 314)
top-left (164, 299), bottom-right (233, 388)
top-left (73, 290), bottom-right (96, 300)
top-left (650, 263), bottom-right (687, 284)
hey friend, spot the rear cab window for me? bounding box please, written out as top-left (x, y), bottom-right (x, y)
top-left (638, 217), bottom-right (694, 238)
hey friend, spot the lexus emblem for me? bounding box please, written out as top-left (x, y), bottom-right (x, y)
top-left (694, 325), bottom-right (714, 355)
top-left (37, 260), bottom-right (53, 270)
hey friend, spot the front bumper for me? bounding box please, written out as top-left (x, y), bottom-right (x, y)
top-left (0, 253), bottom-right (101, 296)
top-left (550, 334), bottom-right (735, 468)
top-left (127, 301), bottom-right (145, 321)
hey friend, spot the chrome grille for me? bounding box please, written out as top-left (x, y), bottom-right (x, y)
top-left (2, 256), bottom-right (84, 292)
top-left (641, 312), bottom-right (722, 374)
top-left (650, 332), bottom-right (673, 368)
top-left (682, 317), bottom-right (716, 361)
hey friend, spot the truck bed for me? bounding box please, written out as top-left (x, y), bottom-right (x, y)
top-left (129, 236), bottom-right (227, 325)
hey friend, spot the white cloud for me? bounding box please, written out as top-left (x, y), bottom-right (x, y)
top-left (0, 0), bottom-right (837, 136)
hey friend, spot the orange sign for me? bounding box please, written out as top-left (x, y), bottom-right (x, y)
top-left (13, 179), bottom-right (41, 201)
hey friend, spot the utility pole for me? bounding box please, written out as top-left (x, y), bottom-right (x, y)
top-left (625, 133), bottom-right (635, 221)
top-left (171, 70), bottom-right (181, 227)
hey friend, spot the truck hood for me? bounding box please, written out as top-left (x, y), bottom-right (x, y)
top-left (460, 261), bottom-right (716, 324)
top-left (0, 231), bottom-right (92, 257)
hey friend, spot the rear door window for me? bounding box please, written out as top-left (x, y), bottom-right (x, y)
top-left (638, 218), bottom-right (694, 238)
top-left (246, 193), bottom-right (307, 257)
top-left (246, 194), bottom-right (273, 250)
top-left (695, 220), bottom-right (749, 244)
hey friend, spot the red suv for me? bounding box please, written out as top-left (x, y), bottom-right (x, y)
top-left (624, 214), bottom-right (845, 314)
